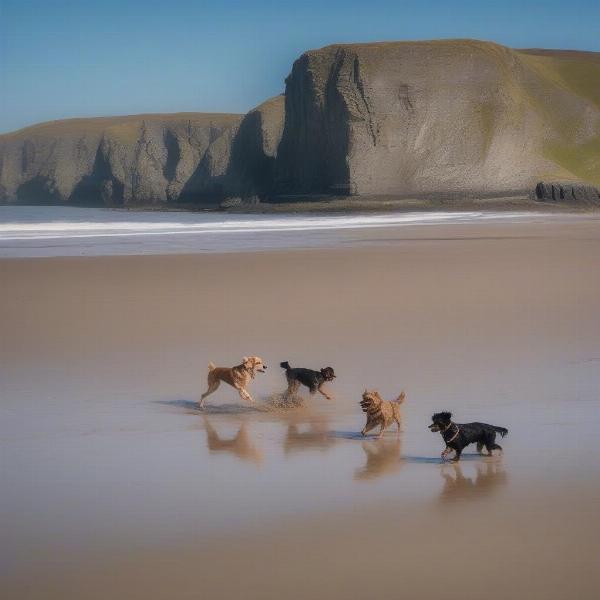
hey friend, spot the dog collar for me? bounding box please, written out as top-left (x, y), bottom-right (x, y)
top-left (443, 423), bottom-right (460, 443)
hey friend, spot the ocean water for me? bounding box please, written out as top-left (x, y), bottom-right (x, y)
top-left (0, 205), bottom-right (573, 257)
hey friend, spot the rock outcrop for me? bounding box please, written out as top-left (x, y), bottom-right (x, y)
top-left (1, 39), bottom-right (599, 207)
top-left (534, 182), bottom-right (600, 204)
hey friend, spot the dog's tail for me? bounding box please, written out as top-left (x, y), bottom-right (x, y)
top-left (208, 361), bottom-right (216, 372)
top-left (394, 391), bottom-right (406, 404)
top-left (493, 426), bottom-right (508, 438)
top-left (280, 361), bottom-right (291, 370)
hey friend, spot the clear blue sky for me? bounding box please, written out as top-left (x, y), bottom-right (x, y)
top-left (1, 0), bottom-right (599, 133)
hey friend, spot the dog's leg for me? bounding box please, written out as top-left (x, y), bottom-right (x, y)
top-left (451, 448), bottom-right (463, 462)
top-left (200, 378), bottom-right (220, 407)
top-left (317, 383), bottom-right (332, 400)
top-left (361, 420), bottom-right (377, 436)
top-left (236, 386), bottom-right (254, 404)
top-left (284, 381), bottom-right (294, 399)
top-left (487, 443), bottom-right (503, 455)
top-left (376, 423), bottom-right (387, 439)
top-left (441, 446), bottom-right (453, 460)
top-left (395, 416), bottom-right (402, 433)
top-left (485, 432), bottom-right (502, 456)
top-left (477, 441), bottom-right (484, 454)
top-left (285, 379), bottom-right (300, 399)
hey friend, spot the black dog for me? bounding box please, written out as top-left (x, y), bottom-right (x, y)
top-left (429, 412), bottom-right (508, 462)
top-left (280, 361), bottom-right (336, 400)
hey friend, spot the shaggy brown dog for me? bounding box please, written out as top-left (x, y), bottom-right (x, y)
top-left (360, 390), bottom-right (406, 437)
top-left (199, 356), bottom-right (267, 407)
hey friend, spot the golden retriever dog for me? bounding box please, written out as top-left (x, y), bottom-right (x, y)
top-left (199, 356), bottom-right (267, 407)
top-left (360, 390), bottom-right (406, 437)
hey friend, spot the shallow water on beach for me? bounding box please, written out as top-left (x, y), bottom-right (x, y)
top-left (0, 205), bottom-right (594, 256)
top-left (2, 371), bottom-right (598, 548)
top-left (2, 217), bottom-right (600, 598)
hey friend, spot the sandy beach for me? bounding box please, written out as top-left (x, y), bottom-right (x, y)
top-left (2, 215), bottom-right (600, 599)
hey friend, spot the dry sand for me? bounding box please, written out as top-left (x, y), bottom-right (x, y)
top-left (1, 218), bottom-right (600, 598)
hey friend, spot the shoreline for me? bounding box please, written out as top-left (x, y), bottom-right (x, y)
top-left (5, 196), bottom-right (600, 215)
top-left (2, 206), bottom-right (600, 259)
top-left (219, 195), bottom-right (600, 214)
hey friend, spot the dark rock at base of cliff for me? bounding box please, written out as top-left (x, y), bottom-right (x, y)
top-left (219, 196), bottom-right (261, 209)
top-left (534, 182), bottom-right (600, 204)
top-left (15, 175), bottom-right (63, 205)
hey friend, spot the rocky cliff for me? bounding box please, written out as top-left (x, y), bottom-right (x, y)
top-left (0, 113), bottom-right (243, 206)
top-left (276, 40), bottom-right (600, 197)
top-left (1, 39), bottom-right (599, 207)
top-left (227, 95), bottom-right (285, 200)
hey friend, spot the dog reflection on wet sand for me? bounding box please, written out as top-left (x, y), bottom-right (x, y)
top-left (203, 417), bottom-right (263, 465)
top-left (355, 438), bottom-right (404, 480)
top-left (283, 416), bottom-right (334, 454)
top-left (439, 461), bottom-right (507, 503)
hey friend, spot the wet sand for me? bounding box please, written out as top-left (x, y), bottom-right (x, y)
top-left (2, 217), bottom-right (600, 598)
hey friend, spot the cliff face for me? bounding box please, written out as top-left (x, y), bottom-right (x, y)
top-left (1, 39), bottom-right (599, 207)
top-left (228, 95), bottom-right (285, 199)
top-left (276, 40), bottom-right (600, 196)
top-left (0, 113), bottom-right (243, 206)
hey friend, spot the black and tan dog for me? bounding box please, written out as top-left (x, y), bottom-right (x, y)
top-left (429, 411), bottom-right (508, 462)
top-left (279, 361), bottom-right (336, 400)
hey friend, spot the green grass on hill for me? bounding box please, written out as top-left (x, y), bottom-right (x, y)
top-left (0, 113), bottom-right (242, 141)
top-left (517, 50), bottom-right (600, 186)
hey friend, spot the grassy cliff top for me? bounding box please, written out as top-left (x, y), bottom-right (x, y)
top-left (0, 112), bottom-right (243, 141)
